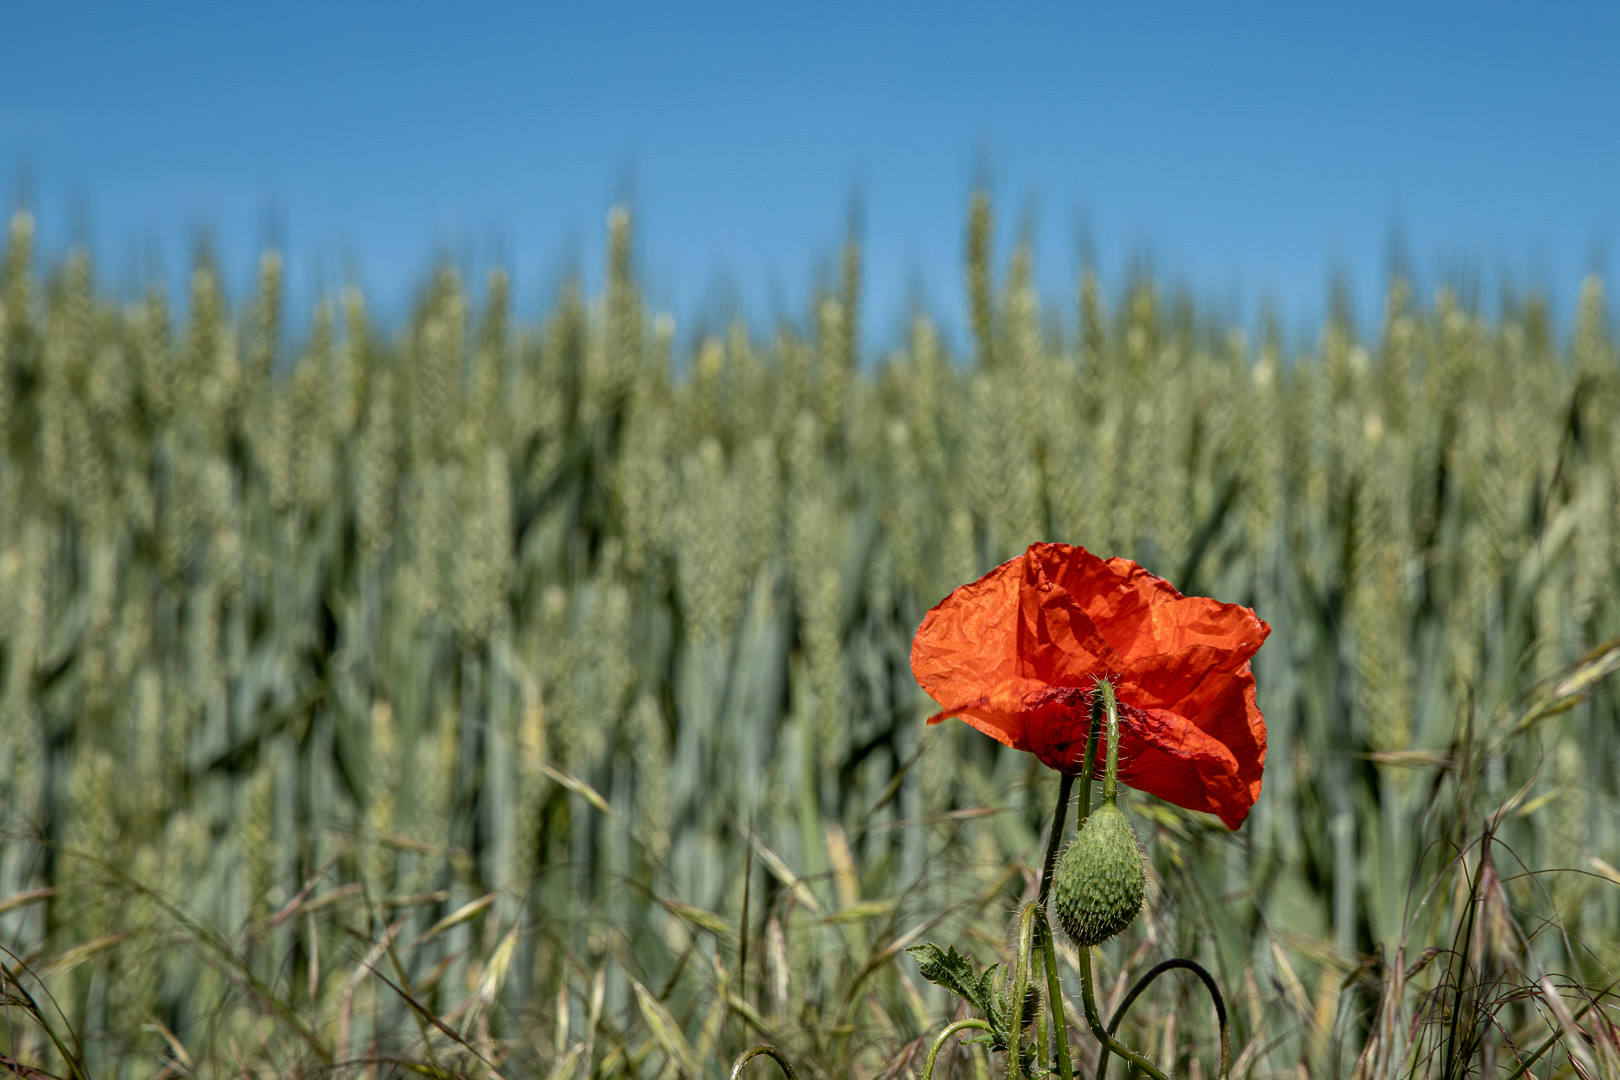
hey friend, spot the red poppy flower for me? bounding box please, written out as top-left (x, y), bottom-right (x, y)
top-left (910, 542), bottom-right (1270, 830)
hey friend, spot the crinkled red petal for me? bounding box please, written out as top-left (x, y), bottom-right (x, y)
top-left (911, 542), bottom-right (1271, 830)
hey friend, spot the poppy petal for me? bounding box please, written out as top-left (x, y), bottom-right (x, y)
top-left (912, 542), bottom-right (1271, 830)
top-left (911, 554), bottom-right (1033, 723)
top-left (912, 550), bottom-right (1113, 743)
top-left (1016, 550), bottom-right (1122, 685)
top-left (1116, 649), bottom-right (1266, 803)
top-left (1030, 544), bottom-right (1268, 664)
top-left (1114, 685), bottom-right (1262, 830)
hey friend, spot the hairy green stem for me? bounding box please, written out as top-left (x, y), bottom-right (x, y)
top-left (1035, 997), bottom-right (1049, 1080)
top-left (1010, 903), bottom-right (1037, 1080)
top-left (1038, 772), bottom-right (1076, 905)
top-left (1077, 693), bottom-right (1104, 824)
top-left (1013, 902), bottom-right (1082, 1080)
top-left (1098, 679), bottom-right (1120, 805)
top-left (1036, 909), bottom-right (1075, 1080)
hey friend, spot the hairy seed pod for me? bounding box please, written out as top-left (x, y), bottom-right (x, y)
top-left (1051, 800), bottom-right (1146, 948)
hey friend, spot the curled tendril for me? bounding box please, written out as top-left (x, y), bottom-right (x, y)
top-left (1096, 958), bottom-right (1231, 1080)
top-left (1077, 944), bottom-right (1169, 1080)
top-left (918, 1019), bottom-right (996, 1080)
top-left (728, 1044), bottom-right (800, 1080)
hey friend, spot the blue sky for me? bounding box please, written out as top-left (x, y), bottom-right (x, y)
top-left (2, 2), bottom-right (1616, 350)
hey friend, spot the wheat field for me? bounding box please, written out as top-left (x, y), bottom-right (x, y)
top-left (1, 196), bottom-right (1618, 1080)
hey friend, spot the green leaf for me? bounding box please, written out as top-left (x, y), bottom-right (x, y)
top-left (905, 942), bottom-right (1001, 1026)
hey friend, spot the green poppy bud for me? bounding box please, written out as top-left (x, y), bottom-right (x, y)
top-left (1051, 800), bottom-right (1145, 948)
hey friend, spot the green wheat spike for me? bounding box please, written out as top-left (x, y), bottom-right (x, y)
top-left (0, 196), bottom-right (1617, 1079)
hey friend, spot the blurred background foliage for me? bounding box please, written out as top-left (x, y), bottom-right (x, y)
top-left (1, 196), bottom-right (1618, 1080)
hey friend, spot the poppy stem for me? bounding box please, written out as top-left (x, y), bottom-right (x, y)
top-left (1077, 692), bottom-right (1104, 824)
top-left (1037, 771), bottom-right (1075, 906)
top-left (1034, 909), bottom-right (1075, 1080)
top-left (1097, 679), bottom-right (1121, 805)
top-left (1041, 693), bottom-right (1105, 906)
